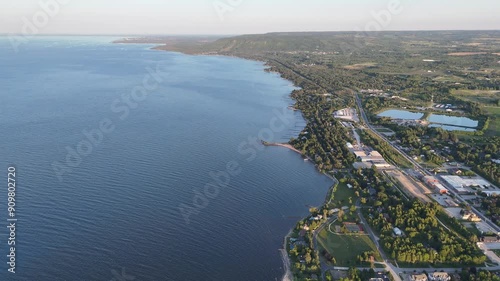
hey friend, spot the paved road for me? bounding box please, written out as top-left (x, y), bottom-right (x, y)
top-left (356, 202), bottom-right (402, 281)
top-left (312, 214), bottom-right (338, 280)
top-left (355, 93), bottom-right (500, 233)
top-left (355, 93), bottom-right (419, 169)
top-left (478, 242), bottom-right (500, 266)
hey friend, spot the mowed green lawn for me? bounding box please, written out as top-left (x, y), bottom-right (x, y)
top-left (328, 182), bottom-right (356, 208)
top-left (317, 227), bottom-right (381, 266)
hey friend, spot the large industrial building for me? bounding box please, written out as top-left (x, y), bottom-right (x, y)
top-left (440, 175), bottom-right (497, 195)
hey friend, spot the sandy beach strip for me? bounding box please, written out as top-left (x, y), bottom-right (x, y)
top-left (262, 142), bottom-right (303, 155)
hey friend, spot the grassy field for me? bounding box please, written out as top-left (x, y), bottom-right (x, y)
top-left (343, 63), bottom-right (377, 70)
top-left (450, 89), bottom-right (500, 137)
top-left (317, 227), bottom-right (381, 267)
top-left (452, 89), bottom-right (500, 106)
top-left (433, 75), bottom-right (465, 83)
top-left (375, 127), bottom-right (394, 133)
top-left (327, 182), bottom-right (356, 208)
top-left (484, 106), bottom-right (500, 136)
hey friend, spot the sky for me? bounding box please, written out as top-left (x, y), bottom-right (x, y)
top-left (0, 0), bottom-right (499, 35)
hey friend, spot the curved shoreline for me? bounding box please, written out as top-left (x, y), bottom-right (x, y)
top-left (117, 40), bottom-right (324, 281)
top-left (281, 230), bottom-right (293, 281)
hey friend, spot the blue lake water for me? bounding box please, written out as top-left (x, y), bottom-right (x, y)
top-left (378, 109), bottom-right (478, 131)
top-left (0, 37), bottom-right (332, 281)
top-left (427, 114), bottom-right (478, 128)
top-left (377, 109), bottom-right (424, 120)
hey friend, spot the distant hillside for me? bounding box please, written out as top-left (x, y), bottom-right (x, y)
top-left (152, 30), bottom-right (500, 58)
top-left (154, 32), bottom-right (385, 55)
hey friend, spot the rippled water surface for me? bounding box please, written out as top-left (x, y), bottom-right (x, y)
top-left (0, 37), bottom-right (332, 281)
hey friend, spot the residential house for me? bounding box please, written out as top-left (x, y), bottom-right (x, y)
top-left (383, 213), bottom-right (392, 223)
top-left (329, 208), bottom-right (340, 215)
top-left (462, 211), bottom-right (482, 222)
top-left (481, 236), bottom-right (499, 243)
top-left (411, 274), bottom-right (428, 281)
top-left (428, 272), bottom-right (451, 281)
top-left (448, 168), bottom-right (463, 175)
top-left (393, 227), bottom-right (403, 236)
top-left (309, 215), bottom-right (323, 221)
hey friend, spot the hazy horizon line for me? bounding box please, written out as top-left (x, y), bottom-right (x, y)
top-left (1, 28), bottom-right (499, 37)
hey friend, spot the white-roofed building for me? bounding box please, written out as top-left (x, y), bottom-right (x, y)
top-left (393, 227), bottom-right (402, 236)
